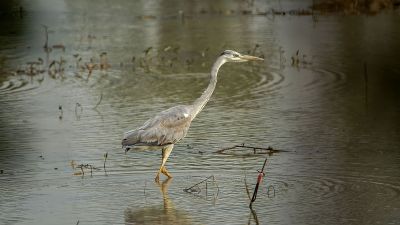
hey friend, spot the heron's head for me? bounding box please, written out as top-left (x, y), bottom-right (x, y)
top-left (220, 50), bottom-right (264, 62)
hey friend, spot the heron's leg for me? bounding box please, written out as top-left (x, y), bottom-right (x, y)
top-left (161, 166), bottom-right (172, 178)
top-left (155, 144), bottom-right (174, 182)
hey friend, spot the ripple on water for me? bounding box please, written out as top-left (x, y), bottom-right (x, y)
top-left (250, 70), bottom-right (286, 97)
top-left (303, 67), bottom-right (346, 93)
top-left (0, 74), bottom-right (62, 101)
top-left (266, 173), bottom-right (400, 208)
top-left (0, 78), bottom-right (30, 94)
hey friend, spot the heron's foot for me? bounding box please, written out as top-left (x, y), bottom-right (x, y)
top-left (161, 166), bottom-right (173, 178)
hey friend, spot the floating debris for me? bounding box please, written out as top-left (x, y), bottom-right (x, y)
top-left (72, 152), bottom-right (109, 177)
top-left (216, 144), bottom-right (286, 156)
top-left (100, 52), bottom-right (110, 70)
top-left (75, 163), bottom-right (99, 176)
top-left (291, 49), bottom-right (312, 67)
top-left (312, 0), bottom-right (399, 14)
top-left (52, 44), bottom-right (65, 52)
top-left (85, 61), bottom-right (98, 78)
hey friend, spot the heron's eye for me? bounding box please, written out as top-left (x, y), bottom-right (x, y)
top-left (233, 54), bottom-right (239, 57)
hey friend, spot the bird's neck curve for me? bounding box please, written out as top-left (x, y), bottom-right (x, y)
top-left (191, 56), bottom-right (226, 119)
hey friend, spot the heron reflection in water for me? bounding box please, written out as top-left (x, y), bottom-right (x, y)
top-left (125, 178), bottom-right (192, 225)
top-left (122, 50), bottom-right (264, 181)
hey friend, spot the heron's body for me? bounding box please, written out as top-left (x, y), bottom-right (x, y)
top-left (123, 105), bottom-right (192, 149)
top-left (122, 50), bottom-right (263, 181)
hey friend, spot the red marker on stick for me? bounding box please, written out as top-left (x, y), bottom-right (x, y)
top-left (249, 157), bottom-right (268, 208)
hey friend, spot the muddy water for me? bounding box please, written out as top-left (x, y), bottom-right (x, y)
top-left (1, 1), bottom-right (400, 225)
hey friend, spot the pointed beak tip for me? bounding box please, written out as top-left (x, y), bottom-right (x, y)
top-left (241, 55), bottom-right (265, 62)
top-left (123, 145), bottom-right (130, 154)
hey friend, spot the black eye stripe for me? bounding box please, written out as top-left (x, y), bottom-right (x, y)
top-left (220, 51), bottom-right (240, 57)
top-left (221, 50), bottom-right (231, 56)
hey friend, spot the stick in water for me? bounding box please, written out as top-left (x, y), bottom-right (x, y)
top-left (249, 157), bottom-right (268, 208)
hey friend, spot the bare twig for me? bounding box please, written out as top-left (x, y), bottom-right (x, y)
top-left (183, 175), bottom-right (219, 200)
top-left (216, 144), bottom-right (287, 155)
top-left (249, 157), bottom-right (268, 208)
top-left (184, 175), bottom-right (213, 192)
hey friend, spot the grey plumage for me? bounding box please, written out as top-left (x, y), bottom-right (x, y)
top-left (122, 105), bottom-right (192, 147)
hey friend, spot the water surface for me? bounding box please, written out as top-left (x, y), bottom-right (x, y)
top-left (1, 1), bottom-right (400, 224)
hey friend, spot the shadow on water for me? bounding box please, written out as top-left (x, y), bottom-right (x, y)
top-left (125, 178), bottom-right (192, 225)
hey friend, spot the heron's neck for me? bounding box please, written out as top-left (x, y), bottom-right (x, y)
top-left (191, 57), bottom-right (225, 119)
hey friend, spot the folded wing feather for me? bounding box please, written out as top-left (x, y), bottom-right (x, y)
top-left (124, 105), bottom-right (193, 146)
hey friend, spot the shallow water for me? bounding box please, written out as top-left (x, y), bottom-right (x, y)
top-left (1, 1), bottom-right (400, 225)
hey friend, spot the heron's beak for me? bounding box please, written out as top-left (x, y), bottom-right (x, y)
top-left (240, 55), bottom-right (264, 61)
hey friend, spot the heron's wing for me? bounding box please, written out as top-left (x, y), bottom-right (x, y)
top-left (124, 105), bottom-right (192, 146)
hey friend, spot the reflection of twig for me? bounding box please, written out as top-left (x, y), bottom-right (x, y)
top-left (144, 180), bottom-right (146, 196)
top-left (93, 92), bottom-right (103, 109)
top-left (103, 152), bottom-right (108, 170)
top-left (267, 185), bottom-right (276, 198)
top-left (42, 25), bottom-right (49, 50)
top-left (75, 103), bottom-right (83, 120)
top-left (184, 175), bottom-right (213, 192)
top-left (76, 164), bottom-right (98, 177)
top-left (248, 207), bottom-right (260, 225)
top-left (244, 173), bottom-right (251, 201)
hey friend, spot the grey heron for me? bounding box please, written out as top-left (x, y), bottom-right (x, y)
top-left (122, 50), bottom-right (264, 182)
